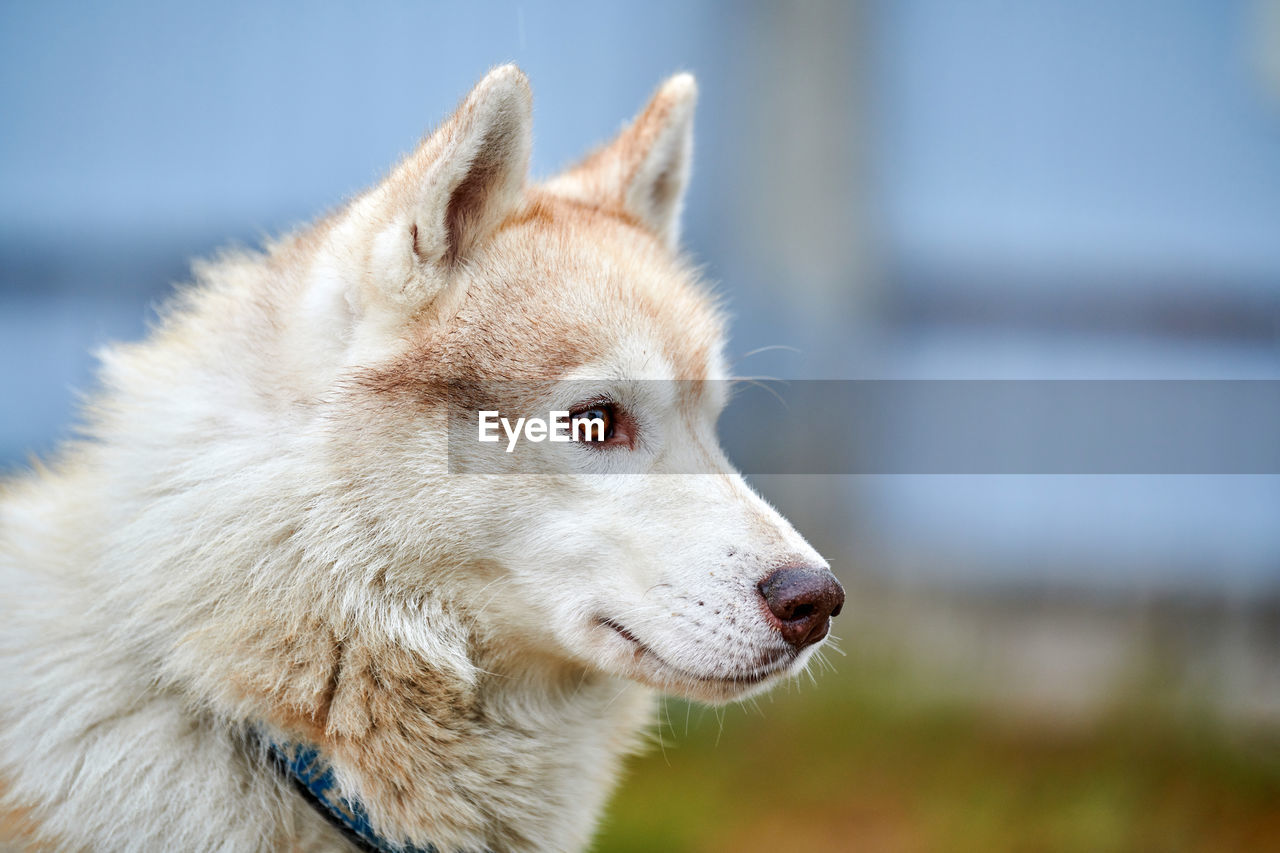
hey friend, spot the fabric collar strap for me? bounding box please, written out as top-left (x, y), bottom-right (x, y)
top-left (269, 741), bottom-right (440, 853)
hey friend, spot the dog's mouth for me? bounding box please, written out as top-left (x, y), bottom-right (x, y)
top-left (597, 617), bottom-right (793, 692)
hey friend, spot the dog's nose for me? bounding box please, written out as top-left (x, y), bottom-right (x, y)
top-left (757, 567), bottom-right (845, 649)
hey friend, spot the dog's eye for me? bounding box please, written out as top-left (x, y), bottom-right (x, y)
top-left (569, 403), bottom-right (622, 445)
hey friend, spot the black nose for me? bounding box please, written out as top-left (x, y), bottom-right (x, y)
top-left (757, 567), bottom-right (845, 649)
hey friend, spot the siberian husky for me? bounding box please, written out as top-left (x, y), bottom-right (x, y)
top-left (0, 66), bottom-right (843, 852)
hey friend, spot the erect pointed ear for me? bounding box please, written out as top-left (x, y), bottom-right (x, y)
top-left (335, 65), bottom-right (532, 315)
top-left (548, 73), bottom-right (697, 249)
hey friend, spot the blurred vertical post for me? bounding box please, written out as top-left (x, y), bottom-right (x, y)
top-left (734, 0), bottom-right (875, 342)
top-left (1252, 0), bottom-right (1280, 102)
top-left (719, 1), bottom-right (876, 585)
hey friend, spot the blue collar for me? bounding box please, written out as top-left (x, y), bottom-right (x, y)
top-left (269, 742), bottom-right (440, 853)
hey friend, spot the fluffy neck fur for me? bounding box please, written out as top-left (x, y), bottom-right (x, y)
top-left (0, 236), bottom-right (653, 852)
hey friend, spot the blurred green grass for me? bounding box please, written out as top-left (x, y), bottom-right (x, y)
top-left (594, 652), bottom-right (1280, 852)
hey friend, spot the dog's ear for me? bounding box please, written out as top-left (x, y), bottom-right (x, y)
top-left (329, 65), bottom-right (532, 318)
top-left (549, 73), bottom-right (697, 250)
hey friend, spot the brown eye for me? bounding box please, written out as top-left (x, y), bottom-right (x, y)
top-left (569, 404), bottom-right (616, 444)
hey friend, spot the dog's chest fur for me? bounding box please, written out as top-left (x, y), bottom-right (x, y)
top-left (0, 543), bottom-right (653, 851)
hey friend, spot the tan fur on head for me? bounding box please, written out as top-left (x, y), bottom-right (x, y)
top-left (0, 66), bottom-right (833, 852)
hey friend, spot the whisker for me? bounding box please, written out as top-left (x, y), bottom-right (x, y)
top-left (737, 344), bottom-right (801, 362)
top-left (730, 377), bottom-right (790, 410)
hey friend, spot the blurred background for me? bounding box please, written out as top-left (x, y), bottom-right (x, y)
top-left (2, 1), bottom-right (1278, 850)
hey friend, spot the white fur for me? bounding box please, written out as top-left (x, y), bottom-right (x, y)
top-left (0, 66), bottom-right (830, 852)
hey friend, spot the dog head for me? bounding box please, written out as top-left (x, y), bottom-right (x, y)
top-left (305, 66), bottom-right (842, 703)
